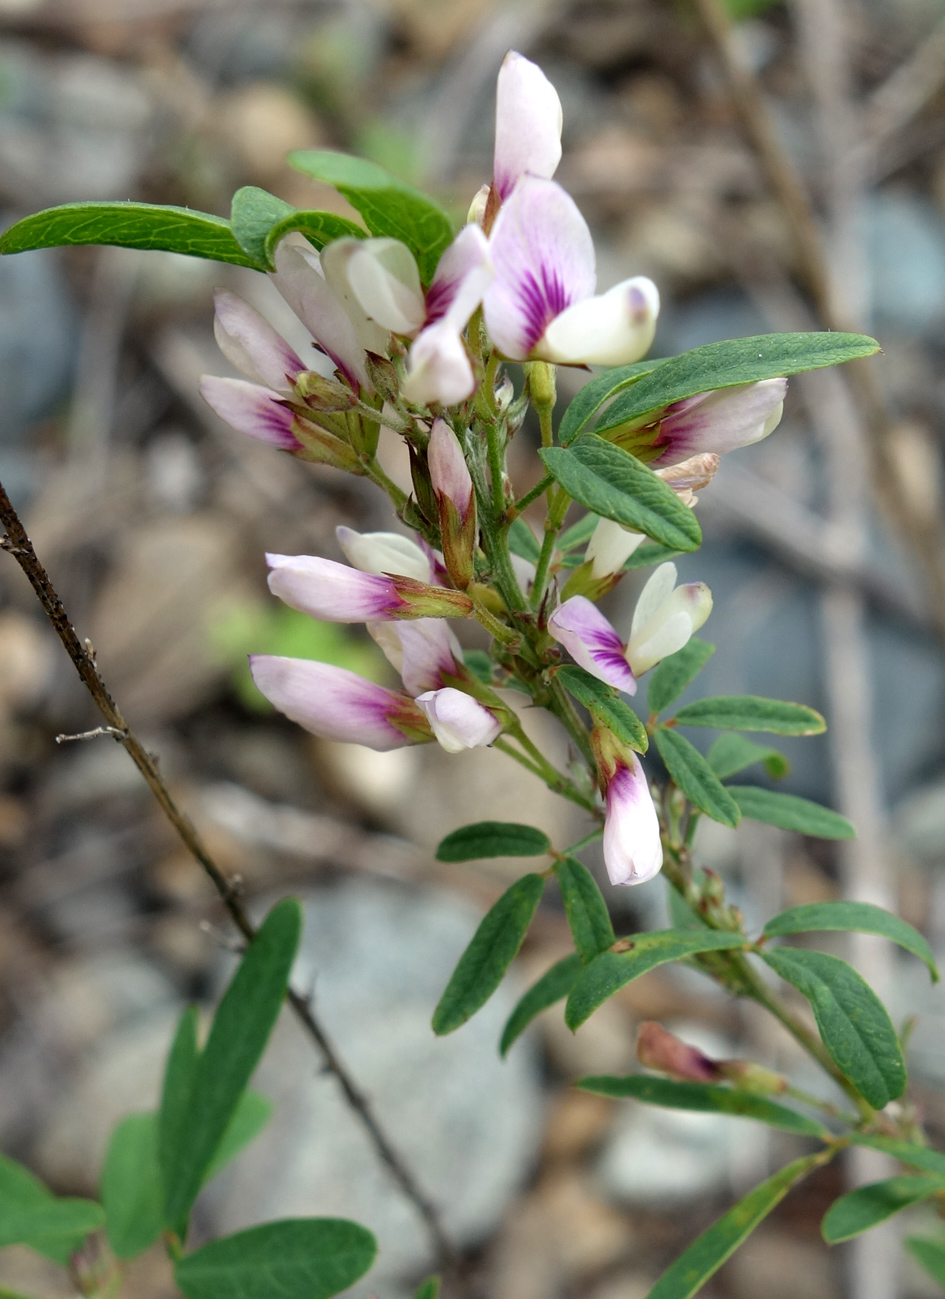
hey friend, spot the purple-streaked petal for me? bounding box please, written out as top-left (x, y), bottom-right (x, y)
top-left (602, 754), bottom-right (663, 886)
top-left (368, 618), bottom-right (462, 695)
top-left (402, 321), bottom-right (476, 407)
top-left (637, 1022), bottom-right (720, 1082)
top-left (548, 595), bottom-right (636, 694)
top-left (250, 655), bottom-right (426, 750)
top-left (585, 518), bottom-right (646, 580)
top-left (428, 418), bottom-right (473, 517)
top-left (651, 378), bottom-right (788, 467)
top-left (425, 224), bottom-right (493, 329)
top-left (414, 687), bottom-right (501, 752)
top-left (483, 177), bottom-right (596, 360)
top-left (266, 553), bottom-right (405, 621)
top-left (212, 289), bottom-right (305, 391)
top-left (343, 237), bottom-right (425, 336)
top-left (538, 276), bottom-right (659, 367)
top-left (493, 51), bottom-right (563, 200)
top-left (336, 526), bottom-right (433, 583)
top-left (199, 376), bottom-right (299, 449)
top-left (271, 241), bottom-right (372, 392)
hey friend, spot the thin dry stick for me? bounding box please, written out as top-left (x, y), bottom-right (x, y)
top-left (691, 0), bottom-right (945, 650)
top-left (0, 478), bottom-right (456, 1272)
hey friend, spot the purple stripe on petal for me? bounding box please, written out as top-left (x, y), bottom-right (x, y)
top-left (548, 596), bottom-right (636, 694)
top-left (603, 755), bottom-right (663, 886)
top-left (250, 655), bottom-right (418, 750)
top-left (199, 376), bottom-right (300, 449)
top-left (265, 553), bottom-right (405, 621)
top-left (651, 379), bottom-right (788, 467)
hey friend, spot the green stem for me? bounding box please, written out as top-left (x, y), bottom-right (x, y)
top-left (545, 676), bottom-right (596, 769)
top-left (472, 598), bottom-right (519, 646)
top-left (531, 487), bottom-right (571, 609)
top-left (513, 473), bottom-right (554, 514)
top-left (495, 735), bottom-right (598, 814)
top-left (486, 416), bottom-right (507, 517)
top-left (563, 825), bottom-right (605, 855)
top-left (364, 458), bottom-right (408, 512)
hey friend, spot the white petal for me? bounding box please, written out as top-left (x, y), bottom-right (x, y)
top-left (630, 562), bottom-right (677, 641)
top-left (345, 238), bottom-right (426, 336)
top-left (428, 418), bottom-right (473, 515)
top-left (585, 517), bottom-right (646, 580)
top-left (271, 242), bottom-right (371, 391)
top-left (425, 224), bottom-right (493, 331)
top-left (318, 239), bottom-right (393, 357)
top-left (493, 51), bottom-right (563, 200)
top-left (199, 376), bottom-right (298, 448)
top-left (602, 755), bottom-right (663, 886)
top-left (653, 378), bottom-right (788, 466)
top-left (414, 687), bottom-right (501, 752)
top-left (538, 276), bottom-right (660, 367)
top-left (626, 610), bottom-right (693, 676)
top-left (403, 322), bottom-right (476, 407)
top-left (212, 290), bottom-right (304, 391)
top-left (336, 526), bottom-right (433, 582)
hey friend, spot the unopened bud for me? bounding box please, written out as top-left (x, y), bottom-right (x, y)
top-left (467, 183), bottom-right (491, 227)
top-left (364, 352), bottom-right (401, 404)
top-left (428, 419), bottom-right (476, 589)
top-left (293, 419), bottom-right (363, 473)
top-left (525, 360), bottom-right (556, 413)
top-left (295, 370), bottom-right (357, 411)
top-left (717, 1059), bottom-right (787, 1094)
top-left (637, 1022), bottom-right (721, 1083)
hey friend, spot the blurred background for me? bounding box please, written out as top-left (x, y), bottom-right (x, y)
top-left (2, 0), bottom-right (945, 1296)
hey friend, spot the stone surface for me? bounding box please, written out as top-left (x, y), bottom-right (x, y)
top-left (205, 881), bottom-right (545, 1296)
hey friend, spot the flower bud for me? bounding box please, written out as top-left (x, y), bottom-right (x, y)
top-left (585, 517), bottom-right (646, 580)
top-left (336, 527), bottom-right (433, 583)
top-left (414, 687), bottom-right (502, 752)
top-left (428, 419), bottom-right (476, 589)
top-left (592, 728), bottom-right (662, 886)
top-left (637, 1022), bottom-right (722, 1082)
top-left (267, 553), bottom-right (472, 623)
top-left (295, 369), bottom-right (358, 411)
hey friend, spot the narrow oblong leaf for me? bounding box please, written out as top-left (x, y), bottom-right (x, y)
top-left (594, 332), bottom-right (880, 437)
top-left (647, 640), bottom-right (715, 715)
top-left (433, 874), bottom-right (546, 1035)
top-left (288, 150), bottom-right (453, 283)
top-left (0, 1153), bottom-right (50, 1212)
top-left (162, 899), bottom-right (303, 1230)
top-left (102, 1114), bottom-right (163, 1259)
top-left (0, 1200), bottom-right (105, 1251)
top-left (707, 733), bottom-right (789, 781)
top-left (499, 953), bottom-right (584, 1056)
top-left (644, 1153), bottom-right (827, 1299)
top-left (577, 1075), bottom-right (828, 1138)
top-left (559, 362), bottom-right (662, 444)
top-left (565, 930), bottom-right (746, 1029)
top-left (175, 1219), bottom-right (377, 1299)
top-left (673, 696), bottom-right (825, 735)
top-left (158, 1004), bottom-right (200, 1210)
top-left (729, 786), bottom-right (854, 839)
top-left (508, 516), bottom-right (541, 563)
top-left (761, 947), bottom-right (906, 1109)
top-left (764, 902), bottom-right (938, 981)
top-left (0, 202), bottom-right (259, 267)
top-left (558, 665), bottom-right (648, 753)
top-left (229, 187), bottom-right (365, 269)
top-left (850, 1134), bottom-right (945, 1178)
top-left (906, 1236), bottom-right (945, 1286)
top-left (653, 728), bottom-right (741, 827)
top-left (540, 438), bottom-right (702, 552)
top-left (203, 1090), bottom-right (274, 1183)
top-left (555, 857), bottom-right (616, 963)
top-left (822, 1175), bottom-right (945, 1243)
top-left (436, 822), bottom-right (551, 862)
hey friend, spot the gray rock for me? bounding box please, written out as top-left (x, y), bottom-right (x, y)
top-left (206, 881), bottom-right (544, 1295)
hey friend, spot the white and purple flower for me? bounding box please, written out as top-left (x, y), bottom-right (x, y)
top-left (614, 380), bottom-right (787, 466)
top-left (600, 748), bottom-right (663, 886)
top-left (415, 687), bottom-right (502, 753)
top-left (266, 553), bottom-right (473, 623)
top-left (550, 562), bottom-right (712, 688)
top-left (493, 51), bottom-right (563, 202)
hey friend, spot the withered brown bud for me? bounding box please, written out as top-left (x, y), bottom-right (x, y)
top-left (636, 1021), bottom-right (721, 1083)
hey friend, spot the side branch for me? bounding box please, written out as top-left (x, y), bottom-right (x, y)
top-left (0, 478), bottom-right (455, 1272)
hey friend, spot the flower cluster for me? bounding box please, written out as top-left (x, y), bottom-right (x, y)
top-left (200, 52), bottom-right (790, 890)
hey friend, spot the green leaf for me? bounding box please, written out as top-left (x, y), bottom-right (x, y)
top-left (558, 665), bottom-right (648, 753)
top-left (288, 150), bottom-right (453, 283)
top-left (435, 822), bottom-right (551, 862)
top-left (0, 1155), bottom-right (92, 1263)
top-left (229, 187), bottom-right (364, 269)
top-left (463, 649), bottom-right (494, 685)
top-left (499, 953), bottom-right (584, 1056)
top-left (413, 1278), bottom-right (441, 1299)
top-left (0, 1200), bottom-right (105, 1251)
top-left (729, 786), bottom-right (854, 839)
top-left (822, 1176), bottom-right (945, 1243)
top-left (673, 696), bottom-right (825, 735)
top-left (565, 930), bottom-right (746, 1029)
top-left (594, 333), bottom-right (880, 437)
top-left (158, 1004), bottom-right (200, 1215)
top-left (558, 513), bottom-right (601, 552)
top-left (175, 1219), bottom-right (377, 1299)
top-left (761, 947), bottom-right (906, 1108)
top-left (577, 1075), bottom-right (828, 1138)
top-left (906, 1236), bottom-right (945, 1287)
top-left (707, 733), bottom-right (789, 780)
top-left (0, 202), bottom-right (259, 267)
top-left (849, 1134), bottom-right (945, 1178)
top-left (559, 362), bottom-right (662, 444)
top-left (644, 1153), bottom-right (827, 1299)
top-left (203, 1090), bottom-right (274, 1183)
top-left (102, 1114), bottom-right (163, 1259)
top-left (647, 640), bottom-right (715, 714)
top-left (764, 902), bottom-right (938, 981)
top-left (432, 874), bottom-right (546, 1035)
top-left (540, 438), bottom-right (702, 552)
top-left (555, 857), bottom-right (616, 963)
top-left (508, 516), bottom-right (542, 564)
top-left (162, 899), bottom-right (303, 1230)
top-left (653, 728), bottom-right (741, 827)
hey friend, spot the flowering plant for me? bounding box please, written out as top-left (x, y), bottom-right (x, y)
top-left (2, 49), bottom-right (942, 1299)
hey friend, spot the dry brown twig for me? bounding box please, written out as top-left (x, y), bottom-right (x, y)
top-left (0, 477), bottom-right (456, 1274)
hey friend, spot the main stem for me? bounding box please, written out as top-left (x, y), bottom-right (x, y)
top-left (0, 479), bottom-right (456, 1272)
